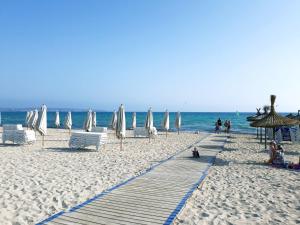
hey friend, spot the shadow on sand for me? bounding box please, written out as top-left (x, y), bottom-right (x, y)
top-left (46, 147), bottom-right (97, 153)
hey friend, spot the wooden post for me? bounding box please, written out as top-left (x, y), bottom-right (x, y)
top-left (264, 127), bottom-right (267, 149)
top-left (260, 127), bottom-right (262, 143)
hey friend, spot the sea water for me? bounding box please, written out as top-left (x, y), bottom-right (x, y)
top-left (0, 111), bottom-right (256, 134)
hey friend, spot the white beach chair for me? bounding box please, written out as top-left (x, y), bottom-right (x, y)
top-left (134, 127), bottom-right (157, 138)
top-left (91, 127), bottom-right (108, 133)
top-left (69, 131), bottom-right (108, 151)
top-left (2, 124), bottom-right (36, 144)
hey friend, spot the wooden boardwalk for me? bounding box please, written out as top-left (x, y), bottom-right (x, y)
top-left (39, 134), bottom-right (227, 225)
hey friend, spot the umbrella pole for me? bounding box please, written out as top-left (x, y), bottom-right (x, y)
top-left (166, 130), bottom-right (167, 138)
top-left (120, 138), bottom-right (123, 151)
top-left (178, 128), bottom-right (179, 135)
top-left (273, 127), bottom-right (275, 140)
top-left (260, 127), bottom-right (262, 143)
top-left (265, 128), bottom-right (267, 149)
top-left (257, 128), bottom-right (259, 139)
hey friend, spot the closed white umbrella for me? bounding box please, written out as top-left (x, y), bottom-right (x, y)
top-left (92, 112), bottom-right (97, 127)
top-left (30, 109), bottom-right (39, 130)
top-left (26, 111), bottom-right (33, 128)
top-left (55, 111), bottom-right (60, 128)
top-left (175, 111), bottom-right (181, 134)
top-left (64, 112), bottom-right (72, 134)
top-left (110, 111), bottom-right (117, 130)
top-left (37, 104), bottom-right (47, 147)
top-left (116, 104), bottom-right (126, 150)
top-left (162, 110), bottom-right (169, 137)
top-left (132, 112), bottom-right (136, 129)
top-left (84, 109), bottom-right (93, 132)
top-left (145, 107), bottom-right (154, 142)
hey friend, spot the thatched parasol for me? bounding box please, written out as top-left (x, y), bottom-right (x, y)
top-left (251, 95), bottom-right (300, 148)
top-left (286, 113), bottom-right (295, 119)
top-left (248, 106), bottom-right (269, 140)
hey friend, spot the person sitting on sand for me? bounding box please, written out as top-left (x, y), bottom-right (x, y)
top-left (268, 140), bottom-right (277, 164)
top-left (273, 144), bottom-right (286, 165)
top-left (192, 147), bottom-right (200, 158)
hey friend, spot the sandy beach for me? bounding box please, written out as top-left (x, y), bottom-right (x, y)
top-left (0, 128), bottom-right (204, 225)
top-left (174, 133), bottom-right (300, 225)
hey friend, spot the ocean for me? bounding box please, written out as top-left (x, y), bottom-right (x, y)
top-left (0, 111), bottom-right (256, 134)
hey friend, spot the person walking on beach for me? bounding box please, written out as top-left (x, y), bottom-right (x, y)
top-left (227, 120), bottom-right (231, 133)
top-left (224, 120), bottom-right (228, 133)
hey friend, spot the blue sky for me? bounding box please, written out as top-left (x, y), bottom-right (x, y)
top-left (0, 0), bottom-right (299, 112)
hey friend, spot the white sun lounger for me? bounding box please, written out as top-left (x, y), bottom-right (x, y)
top-left (134, 127), bottom-right (157, 138)
top-left (91, 127), bottom-right (108, 133)
top-left (2, 124), bottom-right (36, 144)
top-left (69, 131), bottom-right (108, 151)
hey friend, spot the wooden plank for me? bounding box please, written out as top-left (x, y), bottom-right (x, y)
top-left (84, 203), bottom-right (171, 217)
top-left (64, 210), bottom-right (163, 225)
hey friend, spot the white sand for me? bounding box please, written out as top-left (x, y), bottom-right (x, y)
top-left (0, 128), bottom-right (204, 225)
top-left (174, 134), bottom-right (300, 225)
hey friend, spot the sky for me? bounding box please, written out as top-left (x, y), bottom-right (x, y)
top-left (0, 0), bottom-right (299, 112)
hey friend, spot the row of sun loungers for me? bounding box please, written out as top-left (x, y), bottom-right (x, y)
top-left (1, 125), bottom-right (158, 151)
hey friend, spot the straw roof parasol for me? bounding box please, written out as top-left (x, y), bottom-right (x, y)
top-left (251, 95), bottom-right (300, 128)
top-left (247, 108), bottom-right (261, 122)
top-left (286, 113), bottom-right (295, 119)
top-left (251, 95), bottom-right (299, 148)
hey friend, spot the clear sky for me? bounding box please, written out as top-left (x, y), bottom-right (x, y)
top-left (0, 0), bottom-right (299, 112)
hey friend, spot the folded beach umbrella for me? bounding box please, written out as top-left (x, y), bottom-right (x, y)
top-left (145, 107), bottom-right (154, 142)
top-left (116, 104), bottom-right (126, 150)
top-left (110, 111), bottom-right (117, 130)
top-left (162, 110), bottom-right (169, 137)
top-left (84, 109), bottom-right (93, 132)
top-left (26, 111), bottom-right (33, 127)
top-left (30, 109), bottom-right (39, 130)
top-left (175, 111), bottom-right (181, 134)
top-left (251, 95), bottom-right (300, 148)
top-left (132, 112), bottom-right (136, 129)
top-left (64, 112), bottom-right (72, 134)
top-left (92, 112), bottom-right (97, 127)
top-left (37, 104), bottom-right (47, 147)
top-left (55, 111), bottom-right (60, 128)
